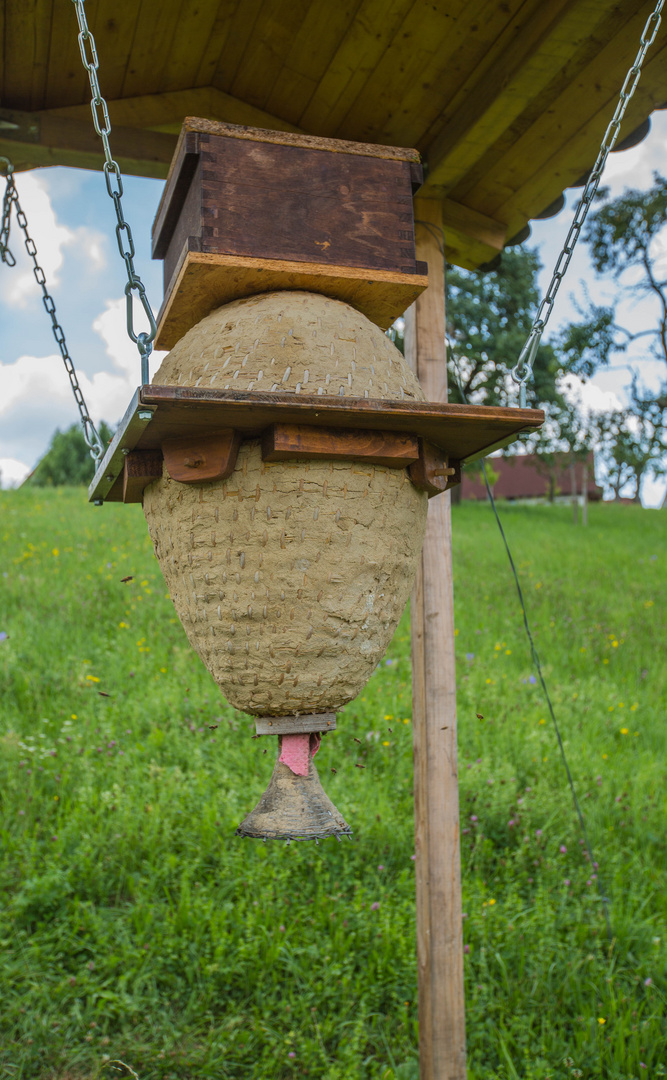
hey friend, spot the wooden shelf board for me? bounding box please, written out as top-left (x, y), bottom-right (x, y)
top-left (154, 251), bottom-right (429, 349)
top-left (89, 386), bottom-right (543, 504)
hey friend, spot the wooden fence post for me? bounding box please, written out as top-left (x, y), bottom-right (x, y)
top-left (404, 198), bottom-right (467, 1080)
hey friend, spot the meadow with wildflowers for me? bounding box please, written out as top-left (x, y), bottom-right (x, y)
top-left (0, 488), bottom-right (665, 1080)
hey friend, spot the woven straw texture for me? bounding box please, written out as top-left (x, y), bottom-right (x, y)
top-left (151, 289), bottom-right (425, 400)
top-left (144, 291), bottom-right (428, 716)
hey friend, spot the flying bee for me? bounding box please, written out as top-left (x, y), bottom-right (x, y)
top-left (120, 576), bottom-right (134, 583)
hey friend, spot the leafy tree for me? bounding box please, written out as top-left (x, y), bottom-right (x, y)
top-left (556, 174), bottom-right (667, 377)
top-left (445, 248), bottom-right (564, 408)
top-left (25, 422), bottom-right (113, 487)
top-left (389, 247), bottom-right (567, 408)
top-left (594, 388), bottom-right (667, 502)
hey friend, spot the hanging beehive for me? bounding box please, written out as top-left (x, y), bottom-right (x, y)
top-left (142, 290), bottom-right (429, 837)
top-left (89, 119), bottom-right (544, 840)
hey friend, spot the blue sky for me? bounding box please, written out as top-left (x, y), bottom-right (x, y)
top-left (1, 112), bottom-right (666, 504)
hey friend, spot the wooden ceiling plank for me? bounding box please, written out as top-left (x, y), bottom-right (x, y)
top-left (335, 0), bottom-right (517, 147)
top-left (422, 0), bottom-right (590, 190)
top-left (3, 0), bottom-right (44, 110)
top-left (488, 53), bottom-right (667, 232)
top-left (0, 114), bottom-right (175, 177)
top-left (158, 0), bottom-right (226, 94)
top-left (298, 0), bottom-right (416, 135)
top-left (120, 0), bottom-right (188, 100)
top-left (439, 199), bottom-right (506, 252)
top-left (29, 0), bottom-right (54, 111)
top-left (0, 1), bottom-right (4, 106)
top-left (212, 0), bottom-right (265, 96)
top-left (260, 68), bottom-right (318, 128)
top-left (194, 0), bottom-right (239, 89)
top-left (82, 0), bottom-right (139, 103)
top-left (263, 0), bottom-right (362, 126)
top-left (331, 0), bottom-right (471, 144)
top-left (453, 4), bottom-right (665, 218)
top-left (227, 0), bottom-right (313, 110)
top-left (351, 0), bottom-right (526, 149)
top-left (429, 1), bottom-right (644, 208)
top-left (427, 0), bottom-right (650, 200)
top-left (43, 0), bottom-right (92, 109)
top-left (42, 87), bottom-right (304, 135)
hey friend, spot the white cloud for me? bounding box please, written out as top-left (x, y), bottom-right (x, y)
top-left (4, 172), bottom-right (106, 306)
top-left (92, 297), bottom-right (167, 380)
top-left (601, 112), bottom-right (667, 191)
top-left (559, 373), bottom-right (624, 415)
top-left (0, 458), bottom-right (30, 489)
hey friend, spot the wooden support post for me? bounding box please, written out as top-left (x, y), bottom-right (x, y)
top-left (404, 198), bottom-right (466, 1080)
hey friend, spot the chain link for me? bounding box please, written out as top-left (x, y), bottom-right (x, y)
top-left (0, 156), bottom-right (105, 463)
top-left (71, 0), bottom-right (156, 384)
top-left (511, 0), bottom-right (664, 407)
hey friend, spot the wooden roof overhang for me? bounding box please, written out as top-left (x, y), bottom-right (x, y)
top-left (1, 0), bottom-right (665, 271)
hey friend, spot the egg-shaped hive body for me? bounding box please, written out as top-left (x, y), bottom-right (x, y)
top-left (143, 291), bottom-right (428, 715)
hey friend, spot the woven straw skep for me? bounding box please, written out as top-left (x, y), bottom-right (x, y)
top-left (143, 291), bottom-right (428, 716)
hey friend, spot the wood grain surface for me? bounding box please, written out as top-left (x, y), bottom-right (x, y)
top-left (405, 199), bottom-right (467, 1080)
top-left (161, 429), bottom-right (241, 484)
top-left (154, 250), bottom-right (429, 347)
top-left (261, 424), bottom-right (419, 468)
top-left (90, 384), bottom-right (543, 504)
top-left (121, 449), bottom-right (164, 504)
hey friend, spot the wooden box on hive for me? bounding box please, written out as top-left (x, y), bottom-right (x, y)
top-left (151, 117), bottom-right (429, 349)
top-left (89, 119), bottom-right (544, 841)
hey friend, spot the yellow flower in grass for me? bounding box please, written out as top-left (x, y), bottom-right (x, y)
top-left (598, 1018), bottom-right (606, 1025)
top-left (620, 728), bottom-right (629, 735)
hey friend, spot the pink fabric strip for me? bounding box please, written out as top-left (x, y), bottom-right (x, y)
top-left (279, 732), bottom-right (321, 776)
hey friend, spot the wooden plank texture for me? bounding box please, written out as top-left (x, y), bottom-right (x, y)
top-left (4, 1), bottom-right (663, 270)
top-left (162, 429), bottom-right (241, 483)
top-left (136, 388), bottom-right (542, 459)
top-left (88, 384), bottom-right (543, 503)
top-left (122, 449), bottom-right (164, 504)
top-left (44, 87), bottom-right (306, 136)
top-left (195, 134), bottom-right (419, 271)
top-left (261, 423), bottom-right (420, 468)
top-left (154, 250), bottom-right (429, 348)
top-left (408, 440), bottom-right (460, 497)
top-left (405, 198), bottom-right (467, 1080)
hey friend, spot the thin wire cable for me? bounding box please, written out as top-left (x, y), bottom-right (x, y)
top-left (416, 216), bottom-right (613, 940)
top-left (477, 458), bottom-right (613, 942)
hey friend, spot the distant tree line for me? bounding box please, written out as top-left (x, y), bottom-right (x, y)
top-left (443, 173), bottom-right (667, 506)
top-left (24, 422), bottom-right (113, 487)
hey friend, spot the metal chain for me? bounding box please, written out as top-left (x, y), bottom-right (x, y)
top-left (511, 0), bottom-right (664, 407)
top-left (0, 156), bottom-right (105, 463)
top-left (70, 0), bottom-right (157, 384)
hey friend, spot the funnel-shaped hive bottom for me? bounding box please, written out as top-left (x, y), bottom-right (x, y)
top-left (236, 736), bottom-right (351, 841)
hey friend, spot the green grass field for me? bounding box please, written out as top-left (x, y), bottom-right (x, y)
top-left (1, 488), bottom-right (665, 1080)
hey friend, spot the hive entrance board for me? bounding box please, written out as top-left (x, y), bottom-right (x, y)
top-left (88, 386), bottom-right (544, 504)
top-left (151, 118), bottom-right (429, 349)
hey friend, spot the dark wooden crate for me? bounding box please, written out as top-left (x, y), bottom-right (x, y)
top-left (152, 118), bottom-right (426, 323)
